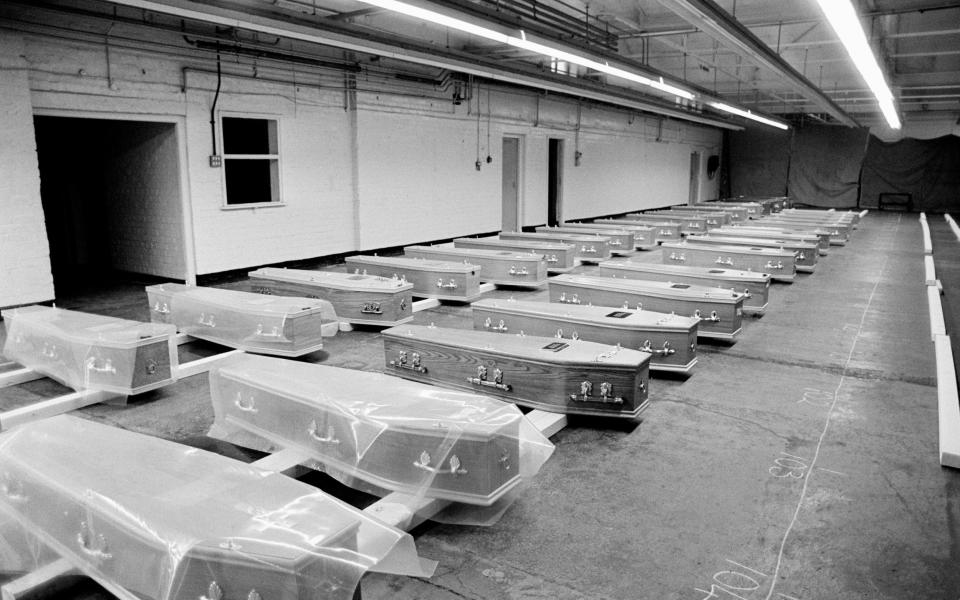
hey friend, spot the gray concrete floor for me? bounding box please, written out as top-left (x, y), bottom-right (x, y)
top-left (2, 211), bottom-right (959, 600)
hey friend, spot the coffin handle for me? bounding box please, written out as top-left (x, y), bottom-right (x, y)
top-left (85, 357), bottom-right (116, 374)
top-left (152, 301), bottom-right (170, 315)
top-left (508, 266), bottom-right (529, 276)
top-left (308, 421), bottom-right (340, 445)
top-left (467, 365), bottom-right (512, 391)
top-left (77, 522), bottom-right (112, 561)
top-left (764, 261), bottom-right (784, 270)
top-left (693, 309), bottom-right (721, 323)
top-left (640, 340), bottom-right (676, 356)
top-left (197, 313), bottom-right (216, 327)
top-left (234, 392), bottom-right (258, 413)
top-left (413, 451), bottom-right (468, 476)
top-left (436, 278), bottom-right (459, 290)
top-left (483, 318), bottom-right (509, 333)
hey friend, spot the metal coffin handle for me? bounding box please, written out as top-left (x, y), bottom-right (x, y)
top-left (508, 266), bottom-right (529, 276)
top-left (413, 451), bottom-right (468, 476)
top-left (640, 340), bottom-right (676, 356)
top-left (694, 309), bottom-right (721, 323)
top-left (467, 365), bottom-right (512, 391)
top-left (715, 256), bottom-right (733, 266)
top-left (764, 261), bottom-right (784, 270)
top-left (483, 317), bottom-right (509, 333)
top-left (152, 301), bottom-right (170, 315)
top-left (436, 278), bottom-right (459, 289)
top-left (308, 420), bottom-right (340, 445)
top-left (77, 521), bottom-right (112, 561)
top-left (668, 252), bottom-right (686, 262)
top-left (234, 392), bottom-right (258, 413)
top-left (558, 292), bottom-right (581, 304)
top-left (254, 323), bottom-right (284, 339)
top-left (85, 357), bottom-right (117, 374)
top-left (390, 350), bottom-right (427, 373)
top-left (361, 302), bottom-right (383, 314)
top-left (197, 313), bottom-right (216, 327)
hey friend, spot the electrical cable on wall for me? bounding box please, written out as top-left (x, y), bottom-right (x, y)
top-left (486, 85), bottom-right (492, 164)
top-left (475, 80), bottom-right (482, 171)
top-left (209, 44), bottom-right (222, 166)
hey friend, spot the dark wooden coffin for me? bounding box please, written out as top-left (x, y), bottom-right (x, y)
top-left (536, 225), bottom-right (633, 255)
top-left (146, 283), bottom-right (336, 357)
top-left (625, 213), bottom-right (708, 234)
top-left (498, 231), bottom-right (612, 264)
top-left (403, 245), bottom-right (546, 288)
top-left (713, 226), bottom-right (829, 255)
top-left (686, 234), bottom-right (819, 272)
top-left (782, 208), bottom-right (860, 226)
top-left (0, 306), bottom-right (176, 395)
top-left (548, 274), bottom-right (745, 340)
top-left (595, 260), bottom-right (771, 315)
top-left (453, 237), bottom-right (577, 273)
top-left (471, 298), bottom-right (698, 373)
top-left (344, 255), bottom-right (483, 301)
top-left (209, 354), bottom-right (529, 506)
top-left (247, 268), bottom-right (413, 327)
top-left (661, 241), bottom-right (797, 282)
top-left (382, 324), bottom-right (650, 419)
top-left (0, 415), bottom-right (368, 600)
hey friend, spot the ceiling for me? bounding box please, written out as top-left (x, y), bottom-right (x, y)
top-left (12, 0), bottom-right (960, 132)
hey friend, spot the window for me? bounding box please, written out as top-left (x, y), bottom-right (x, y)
top-left (221, 116), bottom-right (281, 206)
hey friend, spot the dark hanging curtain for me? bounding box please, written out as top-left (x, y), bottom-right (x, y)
top-left (785, 124), bottom-right (870, 208)
top-left (726, 126), bottom-right (792, 197)
top-left (860, 135), bottom-right (960, 212)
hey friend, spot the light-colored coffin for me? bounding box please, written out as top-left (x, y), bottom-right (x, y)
top-left (625, 213), bottom-right (708, 234)
top-left (595, 260), bottom-right (771, 315)
top-left (247, 268), bottom-right (414, 327)
top-left (208, 354), bottom-right (548, 506)
top-left (537, 225), bottom-right (634, 254)
top-left (654, 209), bottom-right (731, 228)
top-left (498, 231), bottom-right (612, 263)
top-left (702, 201), bottom-right (763, 218)
top-left (471, 298), bottom-right (698, 373)
top-left (1, 306), bottom-right (176, 395)
top-left (403, 245), bottom-right (546, 288)
top-left (596, 218), bottom-right (682, 243)
top-left (548, 274), bottom-right (745, 340)
top-left (0, 415), bottom-right (381, 600)
top-left (687, 234), bottom-right (819, 272)
top-left (558, 222), bottom-right (656, 249)
top-left (382, 324), bottom-right (650, 419)
top-left (146, 283), bottom-right (337, 356)
top-left (661, 241), bottom-right (797, 282)
top-left (714, 226), bottom-right (829, 255)
top-left (675, 204), bottom-right (749, 222)
top-left (755, 217), bottom-right (852, 242)
top-left (453, 237), bottom-right (577, 272)
top-left (344, 255), bottom-right (483, 301)
top-left (782, 208), bottom-right (860, 226)
top-left (731, 222), bottom-right (841, 246)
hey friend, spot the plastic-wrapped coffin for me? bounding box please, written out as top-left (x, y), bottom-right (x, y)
top-left (208, 354), bottom-right (554, 506)
top-left (146, 283), bottom-right (337, 357)
top-left (0, 415), bottom-right (427, 600)
top-left (595, 261), bottom-right (772, 316)
top-left (686, 234), bottom-right (820, 272)
top-left (343, 255), bottom-right (483, 301)
top-left (0, 306), bottom-right (176, 395)
top-left (498, 231), bottom-right (612, 264)
top-left (661, 241), bottom-right (798, 282)
top-left (402, 246), bottom-right (547, 289)
top-left (598, 218), bottom-right (682, 243)
top-left (453, 237), bottom-right (578, 273)
top-left (247, 268), bottom-right (414, 327)
top-left (471, 298), bottom-right (698, 374)
top-left (534, 226), bottom-right (633, 255)
top-left (382, 324), bottom-right (650, 419)
top-left (549, 274), bottom-right (746, 340)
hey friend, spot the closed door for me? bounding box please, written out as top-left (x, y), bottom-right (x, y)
top-left (502, 137), bottom-right (520, 232)
top-left (548, 139), bottom-right (564, 226)
top-left (689, 151), bottom-right (701, 205)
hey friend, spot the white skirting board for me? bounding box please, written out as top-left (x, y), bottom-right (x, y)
top-left (928, 284), bottom-right (947, 341)
top-left (935, 335), bottom-right (960, 469)
top-left (946, 214), bottom-right (960, 242)
top-left (925, 255), bottom-right (937, 286)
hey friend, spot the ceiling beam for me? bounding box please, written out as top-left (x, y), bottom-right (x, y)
top-left (655, 0), bottom-right (859, 126)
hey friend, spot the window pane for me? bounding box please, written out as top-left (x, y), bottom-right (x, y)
top-left (224, 159), bottom-right (277, 204)
top-left (222, 117), bottom-right (276, 155)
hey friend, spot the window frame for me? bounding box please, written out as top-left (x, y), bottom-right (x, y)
top-left (218, 112), bottom-right (284, 210)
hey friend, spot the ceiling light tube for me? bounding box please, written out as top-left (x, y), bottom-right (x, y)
top-left (358, 0), bottom-right (695, 100)
top-left (709, 102), bottom-right (789, 130)
top-left (814, 0), bottom-right (901, 129)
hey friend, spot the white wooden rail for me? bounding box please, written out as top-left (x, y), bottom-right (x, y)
top-left (946, 214), bottom-right (960, 242)
top-left (936, 335), bottom-right (960, 469)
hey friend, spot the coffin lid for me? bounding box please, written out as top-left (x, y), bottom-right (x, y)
top-left (662, 241), bottom-right (795, 258)
top-left (551, 274), bottom-right (745, 304)
top-left (537, 227), bottom-right (621, 238)
top-left (454, 237), bottom-right (575, 251)
top-left (382, 324), bottom-right (650, 369)
top-left (715, 227), bottom-right (820, 241)
top-left (689, 235), bottom-right (818, 250)
top-left (1, 305), bottom-right (175, 347)
top-left (500, 231), bottom-right (610, 243)
top-left (598, 261), bottom-right (771, 283)
top-left (345, 254), bottom-right (481, 274)
top-left (471, 298), bottom-right (698, 332)
top-left (145, 283), bottom-right (336, 318)
top-left (575, 222), bottom-right (654, 232)
top-left (249, 268), bottom-right (414, 292)
top-left (405, 246), bottom-right (544, 263)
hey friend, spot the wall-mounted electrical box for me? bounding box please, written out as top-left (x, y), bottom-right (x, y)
top-left (209, 155), bottom-right (222, 168)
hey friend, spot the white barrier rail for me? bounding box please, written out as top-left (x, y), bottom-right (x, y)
top-left (928, 284), bottom-right (947, 340)
top-left (935, 334), bottom-right (960, 469)
top-left (925, 255), bottom-right (937, 286)
top-left (946, 214), bottom-right (960, 242)
top-left (920, 213), bottom-right (933, 254)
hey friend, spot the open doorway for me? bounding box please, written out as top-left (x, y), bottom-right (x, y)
top-left (34, 116), bottom-right (185, 296)
top-left (548, 138), bottom-right (564, 226)
top-left (501, 136), bottom-right (521, 232)
top-left (688, 151), bottom-right (701, 205)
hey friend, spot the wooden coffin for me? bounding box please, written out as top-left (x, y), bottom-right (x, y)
top-left (729, 222), bottom-right (840, 247)
top-left (0, 415), bottom-right (372, 600)
top-left (686, 234), bottom-right (819, 272)
top-left (343, 254), bottom-right (483, 301)
top-left (661, 241), bottom-right (797, 282)
top-left (403, 245), bottom-right (546, 288)
top-left (498, 231), bottom-right (612, 264)
top-left (654, 209), bottom-right (731, 228)
top-left (0, 306), bottom-right (176, 395)
top-left (560, 222), bottom-right (657, 249)
top-left (753, 219), bottom-right (850, 245)
top-left (382, 324), bottom-right (650, 419)
top-left (782, 208), bottom-right (860, 226)
top-left (595, 260), bottom-right (771, 315)
top-left (704, 201), bottom-right (763, 218)
top-left (714, 226), bottom-right (829, 255)
top-left (247, 268), bottom-right (414, 327)
top-left (209, 354), bottom-right (537, 506)
top-left (471, 298), bottom-right (698, 373)
top-left (537, 225), bottom-right (635, 254)
top-left (146, 283), bottom-right (336, 357)
top-left (596, 218), bottom-right (682, 243)
top-left (548, 274), bottom-right (745, 340)
top-left (675, 204), bottom-right (749, 223)
top-left (453, 237), bottom-right (577, 273)
top-left (626, 212), bottom-right (708, 234)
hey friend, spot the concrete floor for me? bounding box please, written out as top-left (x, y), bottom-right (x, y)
top-left (1, 211), bottom-right (959, 600)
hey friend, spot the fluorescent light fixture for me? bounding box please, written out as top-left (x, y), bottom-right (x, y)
top-left (814, 0), bottom-right (901, 129)
top-left (709, 102), bottom-right (789, 130)
top-left (358, 0), bottom-right (695, 100)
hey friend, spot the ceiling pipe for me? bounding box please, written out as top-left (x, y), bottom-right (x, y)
top-left (654, 0), bottom-right (860, 126)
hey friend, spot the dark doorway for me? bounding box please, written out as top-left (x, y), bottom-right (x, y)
top-left (548, 138), bottom-right (564, 226)
top-left (33, 116), bottom-right (184, 296)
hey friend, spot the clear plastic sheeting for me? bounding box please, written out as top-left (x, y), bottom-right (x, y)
top-left (1, 305), bottom-right (177, 395)
top-left (208, 354), bottom-right (555, 513)
top-left (146, 283), bottom-right (338, 357)
top-left (0, 415), bottom-right (429, 600)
